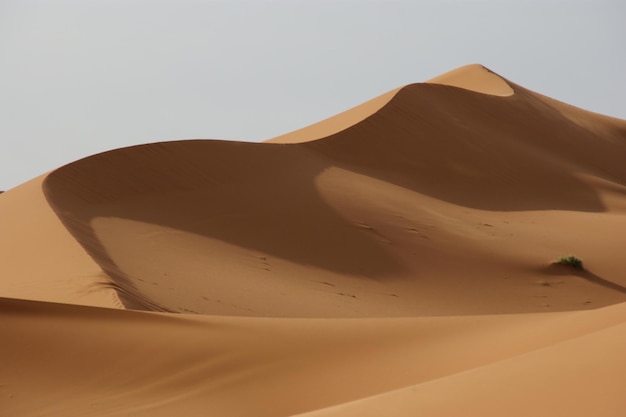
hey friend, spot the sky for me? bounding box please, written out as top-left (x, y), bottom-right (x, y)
top-left (1, 0), bottom-right (624, 190)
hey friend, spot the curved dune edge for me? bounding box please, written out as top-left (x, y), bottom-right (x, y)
top-left (0, 175), bottom-right (121, 309)
top-left (266, 87), bottom-right (402, 144)
top-left (426, 63), bottom-right (514, 96)
top-left (2, 297), bottom-right (625, 416)
top-left (295, 321), bottom-right (626, 417)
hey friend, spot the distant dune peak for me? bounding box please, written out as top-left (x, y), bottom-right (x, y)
top-left (268, 64), bottom-right (513, 144)
top-left (426, 63), bottom-right (514, 96)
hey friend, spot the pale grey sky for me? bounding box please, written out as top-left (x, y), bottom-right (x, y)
top-left (1, 0), bottom-right (624, 190)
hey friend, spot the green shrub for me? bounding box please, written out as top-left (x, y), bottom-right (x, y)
top-left (553, 255), bottom-right (584, 270)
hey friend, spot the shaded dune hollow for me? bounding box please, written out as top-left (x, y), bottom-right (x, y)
top-left (42, 65), bottom-right (626, 317)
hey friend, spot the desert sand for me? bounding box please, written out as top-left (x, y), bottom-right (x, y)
top-left (2, 64), bottom-right (626, 416)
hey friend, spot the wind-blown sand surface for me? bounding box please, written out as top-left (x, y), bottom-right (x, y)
top-left (2, 64), bottom-right (626, 416)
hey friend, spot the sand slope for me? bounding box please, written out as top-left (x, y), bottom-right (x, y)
top-left (1, 64), bottom-right (626, 416)
top-left (0, 176), bottom-right (119, 308)
top-left (3, 297), bottom-right (626, 417)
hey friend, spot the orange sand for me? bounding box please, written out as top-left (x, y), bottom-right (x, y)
top-left (1, 64), bottom-right (626, 416)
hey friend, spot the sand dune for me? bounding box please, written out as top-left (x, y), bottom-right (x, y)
top-left (1, 64), bottom-right (626, 415)
top-left (3, 297), bottom-right (626, 417)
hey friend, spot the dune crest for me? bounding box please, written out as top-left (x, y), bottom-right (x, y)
top-left (266, 87), bottom-right (401, 144)
top-left (426, 63), bottom-right (514, 96)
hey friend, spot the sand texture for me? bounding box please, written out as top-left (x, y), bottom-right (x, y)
top-left (2, 64), bottom-right (626, 416)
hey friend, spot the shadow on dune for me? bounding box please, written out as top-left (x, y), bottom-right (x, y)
top-left (544, 264), bottom-right (626, 295)
top-left (43, 141), bottom-right (409, 310)
top-left (303, 83), bottom-right (626, 212)
top-left (43, 82), bottom-right (626, 311)
top-left (580, 270), bottom-right (626, 295)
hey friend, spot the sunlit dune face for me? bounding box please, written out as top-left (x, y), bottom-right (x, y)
top-left (426, 64), bottom-right (514, 96)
